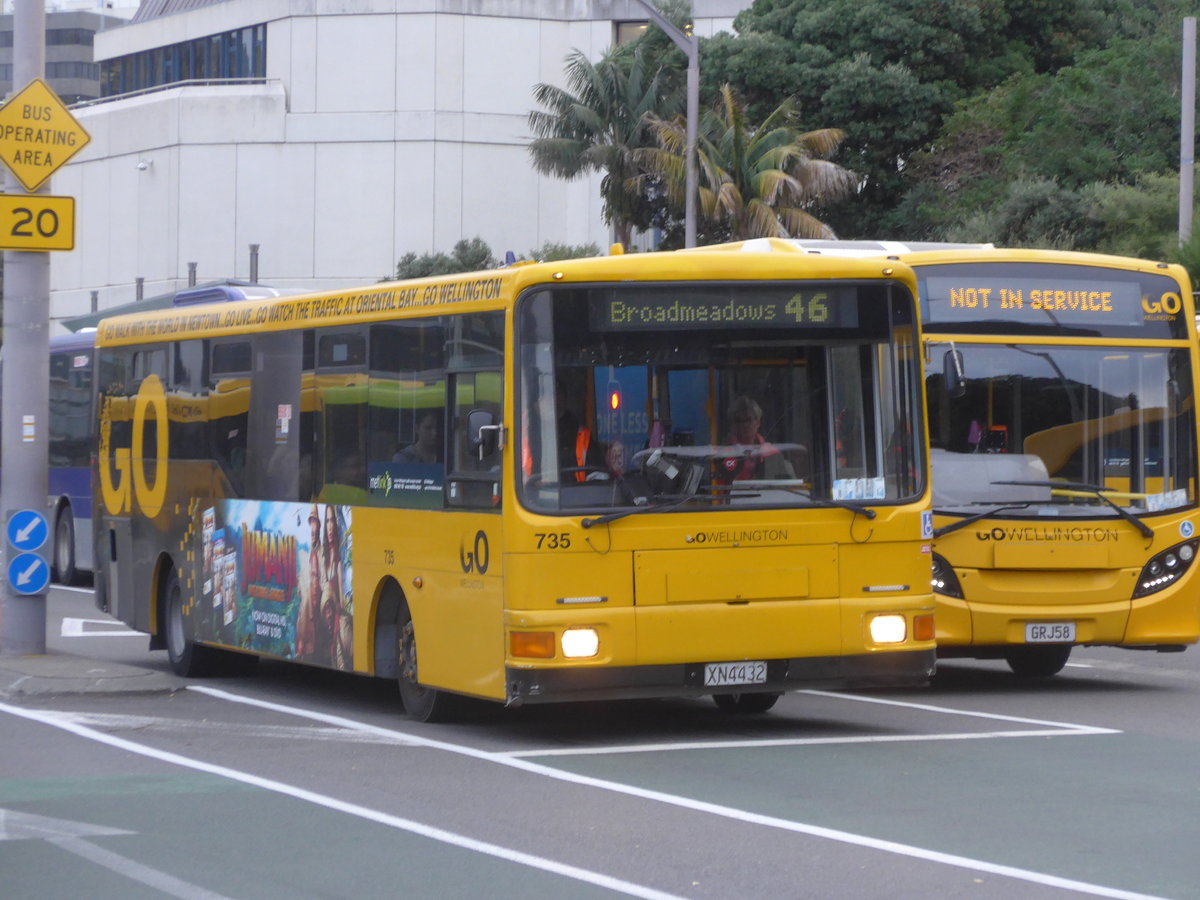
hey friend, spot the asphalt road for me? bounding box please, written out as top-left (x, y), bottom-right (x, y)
top-left (2, 583), bottom-right (1198, 899)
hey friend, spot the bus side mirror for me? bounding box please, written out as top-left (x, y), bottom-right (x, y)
top-left (943, 349), bottom-right (966, 399)
top-left (468, 408), bottom-right (503, 460)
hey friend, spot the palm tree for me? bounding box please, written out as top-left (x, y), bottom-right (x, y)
top-left (640, 84), bottom-right (857, 243)
top-left (528, 46), bottom-right (679, 246)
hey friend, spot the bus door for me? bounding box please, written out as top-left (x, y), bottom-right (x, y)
top-left (421, 311), bottom-right (505, 693)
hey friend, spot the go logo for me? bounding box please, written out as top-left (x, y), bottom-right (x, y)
top-left (99, 374), bottom-right (168, 518)
top-left (1142, 292), bottom-right (1183, 316)
top-left (459, 529), bottom-right (490, 574)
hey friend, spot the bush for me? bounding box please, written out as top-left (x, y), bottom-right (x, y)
top-left (393, 237), bottom-right (495, 279)
top-left (525, 241), bottom-right (602, 262)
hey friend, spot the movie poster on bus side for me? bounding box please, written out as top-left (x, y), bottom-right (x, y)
top-left (197, 500), bottom-right (354, 671)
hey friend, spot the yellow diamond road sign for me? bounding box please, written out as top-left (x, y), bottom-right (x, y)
top-left (0, 78), bottom-right (90, 192)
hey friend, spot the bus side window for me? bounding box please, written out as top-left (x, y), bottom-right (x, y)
top-left (368, 321), bottom-right (447, 509)
top-left (209, 340), bottom-right (252, 498)
top-left (446, 312), bottom-right (504, 509)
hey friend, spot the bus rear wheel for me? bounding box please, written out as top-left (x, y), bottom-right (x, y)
top-left (1005, 645), bottom-right (1072, 677)
top-left (712, 692), bottom-right (781, 714)
top-left (397, 602), bottom-right (456, 723)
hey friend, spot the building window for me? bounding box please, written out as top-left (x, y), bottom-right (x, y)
top-left (615, 20), bottom-right (648, 45)
top-left (100, 24), bottom-right (267, 97)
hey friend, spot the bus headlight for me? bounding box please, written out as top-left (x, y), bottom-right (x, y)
top-left (869, 614), bottom-right (907, 644)
top-left (1134, 540), bottom-right (1199, 598)
top-left (931, 553), bottom-right (964, 599)
top-left (561, 628), bottom-right (599, 659)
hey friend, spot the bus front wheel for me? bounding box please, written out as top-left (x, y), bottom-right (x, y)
top-left (1005, 645), bottom-right (1072, 677)
top-left (163, 569), bottom-right (257, 678)
top-left (164, 568), bottom-right (215, 677)
top-left (397, 601), bottom-right (456, 722)
top-left (52, 507), bottom-right (76, 585)
top-left (712, 692), bottom-right (781, 714)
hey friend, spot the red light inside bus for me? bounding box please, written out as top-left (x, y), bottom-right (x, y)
top-left (607, 381), bottom-right (621, 411)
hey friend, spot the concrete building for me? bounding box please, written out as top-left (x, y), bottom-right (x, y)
top-left (0, 4), bottom-right (132, 105)
top-left (47, 0), bottom-right (748, 327)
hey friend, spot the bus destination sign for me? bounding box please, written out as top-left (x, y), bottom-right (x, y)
top-left (920, 266), bottom-right (1185, 336)
top-left (591, 286), bottom-right (860, 331)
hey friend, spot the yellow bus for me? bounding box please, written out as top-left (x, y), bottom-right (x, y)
top-left (93, 246), bottom-right (937, 720)
top-left (716, 240), bottom-right (1200, 676)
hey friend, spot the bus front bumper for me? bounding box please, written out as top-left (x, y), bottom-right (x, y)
top-left (504, 649), bottom-right (936, 706)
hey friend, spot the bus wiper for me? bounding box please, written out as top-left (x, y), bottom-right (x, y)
top-left (716, 484), bottom-right (877, 519)
top-left (993, 480), bottom-right (1154, 539)
top-left (932, 503), bottom-right (1034, 538)
top-left (779, 488), bottom-right (877, 519)
top-left (580, 493), bottom-right (700, 528)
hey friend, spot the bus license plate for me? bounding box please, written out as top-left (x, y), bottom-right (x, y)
top-left (1025, 622), bottom-right (1075, 643)
top-left (705, 661), bottom-right (767, 687)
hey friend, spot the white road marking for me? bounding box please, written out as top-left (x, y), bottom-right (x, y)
top-left (0, 807), bottom-right (234, 900)
top-left (54, 584), bottom-right (99, 594)
top-left (509, 728), bottom-right (1104, 757)
top-left (0, 701), bottom-right (686, 900)
top-left (48, 835), bottom-right (238, 900)
top-left (36, 709), bottom-right (425, 746)
top-left (186, 686), bottom-right (1158, 900)
top-left (60, 617), bottom-right (142, 638)
top-left (512, 688), bottom-right (1118, 757)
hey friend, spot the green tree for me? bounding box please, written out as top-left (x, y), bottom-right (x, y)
top-left (901, 22), bottom-right (1188, 245)
top-left (528, 45), bottom-right (680, 245)
top-left (526, 241), bottom-right (603, 261)
top-left (699, 0), bottom-right (1129, 236)
top-left (393, 237), bottom-right (494, 279)
top-left (640, 85), bottom-right (856, 243)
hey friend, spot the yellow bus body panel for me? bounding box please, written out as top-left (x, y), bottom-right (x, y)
top-left (934, 511), bottom-right (1200, 646)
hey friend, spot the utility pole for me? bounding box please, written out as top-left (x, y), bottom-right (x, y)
top-left (1, 0), bottom-right (50, 655)
top-left (633, 0), bottom-right (698, 248)
top-left (1181, 18), bottom-right (1196, 246)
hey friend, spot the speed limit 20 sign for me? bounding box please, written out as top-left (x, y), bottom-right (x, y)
top-left (0, 194), bottom-right (74, 251)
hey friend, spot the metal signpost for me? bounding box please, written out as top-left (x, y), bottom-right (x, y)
top-left (632, 0), bottom-right (698, 248)
top-left (0, 0), bottom-right (89, 656)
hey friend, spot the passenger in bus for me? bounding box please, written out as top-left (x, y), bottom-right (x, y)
top-left (556, 379), bottom-right (623, 481)
top-left (393, 411), bottom-right (441, 464)
top-left (719, 395), bottom-right (796, 482)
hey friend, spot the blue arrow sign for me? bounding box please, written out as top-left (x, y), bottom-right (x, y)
top-left (6, 509), bottom-right (47, 552)
top-left (8, 552), bottom-right (49, 595)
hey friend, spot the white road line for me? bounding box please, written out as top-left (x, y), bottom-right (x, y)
top-left (188, 686), bottom-right (1160, 900)
top-left (48, 835), bottom-right (238, 900)
top-left (53, 585), bottom-right (96, 594)
top-left (60, 617), bottom-right (142, 638)
top-left (799, 689), bottom-right (1121, 732)
top-left (509, 728), bottom-right (1105, 757)
top-left (0, 701), bottom-right (686, 900)
top-left (513, 689), bottom-right (1119, 756)
top-left (33, 710), bottom-right (427, 746)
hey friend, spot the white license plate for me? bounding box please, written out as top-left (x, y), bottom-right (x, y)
top-left (705, 661), bottom-right (767, 687)
top-left (1025, 622), bottom-right (1076, 643)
